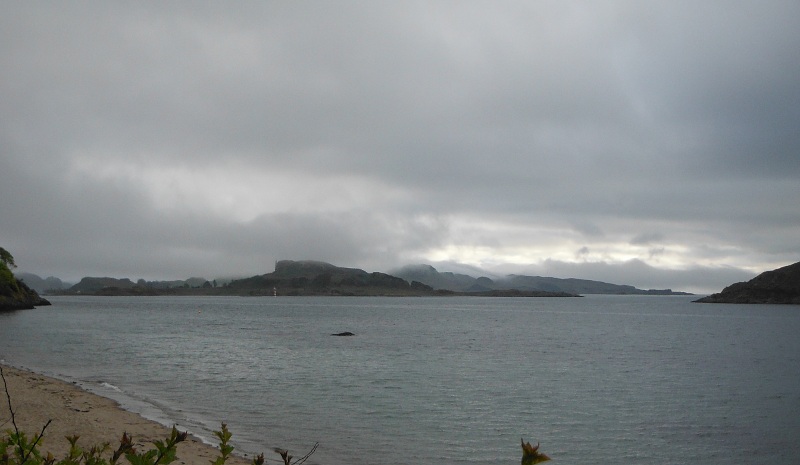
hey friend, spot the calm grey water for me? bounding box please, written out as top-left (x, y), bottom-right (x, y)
top-left (1, 295), bottom-right (799, 464)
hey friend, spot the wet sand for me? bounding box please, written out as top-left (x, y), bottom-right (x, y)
top-left (0, 364), bottom-right (253, 465)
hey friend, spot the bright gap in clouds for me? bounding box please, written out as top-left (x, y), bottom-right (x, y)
top-left (417, 215), bottom-right (720, 274)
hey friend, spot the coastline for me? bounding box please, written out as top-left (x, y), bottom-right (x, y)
top-left (0, 364), bottom-right (252, 465)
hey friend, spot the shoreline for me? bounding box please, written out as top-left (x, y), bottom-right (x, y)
top-left (0, 364), bottom-right (252, 465)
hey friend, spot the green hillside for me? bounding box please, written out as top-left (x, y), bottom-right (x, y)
top-left (0, 247), bottom-right (51, 310)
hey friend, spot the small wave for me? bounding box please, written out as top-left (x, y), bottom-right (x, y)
top-left (99, 381), bottom-right (122, 392)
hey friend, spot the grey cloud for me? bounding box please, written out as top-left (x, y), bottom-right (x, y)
top-left (576, 246), bottom-right (591, 258)
top-left (630, 233), bottom-right (664, 245)
top-left (3, 2), bottom-right (799, 285)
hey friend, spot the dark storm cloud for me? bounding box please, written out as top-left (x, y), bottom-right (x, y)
top-left (2, 1), bottom-right (798, 292)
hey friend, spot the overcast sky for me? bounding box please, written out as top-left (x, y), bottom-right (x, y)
top-left (3, 1), bottom-right (799, 293)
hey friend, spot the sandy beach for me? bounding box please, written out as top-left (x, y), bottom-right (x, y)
top-left (0, 364), bottom-right (253, 465)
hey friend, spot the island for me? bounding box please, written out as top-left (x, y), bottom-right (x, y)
top-left (34, 259), bottom-right (694, 298)
top-left (47, 260), bottom-right (579, 297)
top-left (220, 260), bottom-right (580, 297)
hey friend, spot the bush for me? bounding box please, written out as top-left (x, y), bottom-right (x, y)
top-left (0, 421), bottom-right (246, 465)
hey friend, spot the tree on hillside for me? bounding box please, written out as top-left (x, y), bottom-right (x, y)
top-left (0, 247), bottom-right (19, 291)
top-left (0, 246), bottom-right (50, 309)
top-left (0, 247), bottom-right (16, 269)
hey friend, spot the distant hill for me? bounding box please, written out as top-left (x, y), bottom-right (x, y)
top-left (222, 260), bottom-right (576, 297)
top-left (58, 260), bottom-right (579, 297)
top-left (70, 277), bottom-right (137, 293)
top-left (53, 260), bottom-right (689, 298)
top-left (227, 260), bottom-right (435, 296)
top-left (498, 275), bottom-right (688, 295)
top-left (15, 272), bottom-right (67, 293)
top-left (393, 264), bottom-right (691, 295)
top-left (391, 264), bottom-right (484, 292)
top-left (694, 261), bottom-right (800, 304)
top-left (60, 276), bottom-right (218, 295)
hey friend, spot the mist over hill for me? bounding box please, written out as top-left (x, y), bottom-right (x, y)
top-left (14, 272), bottom-right (69, 293)
top-left (392, 264), bottom-right (692, 295)
top-left (30, 259), bottom-right (696, 297)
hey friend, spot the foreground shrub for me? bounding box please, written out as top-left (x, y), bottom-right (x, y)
top-left (0, 421), bottom-right (260, 465)
top-left (521, 439), bottom-right (551, 464)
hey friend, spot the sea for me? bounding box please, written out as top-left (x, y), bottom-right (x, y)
top-left (1, 295), bottom-right (799, 465)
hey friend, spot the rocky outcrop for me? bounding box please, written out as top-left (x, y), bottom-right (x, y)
top-left (694, 261), bottom-right (800, 304)
top-left (0, 247), bottom-right (51, 310)
top-left (0, 279), bottom-right (51, 311)
top-left (69, 277), bottom-right (136, 293)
